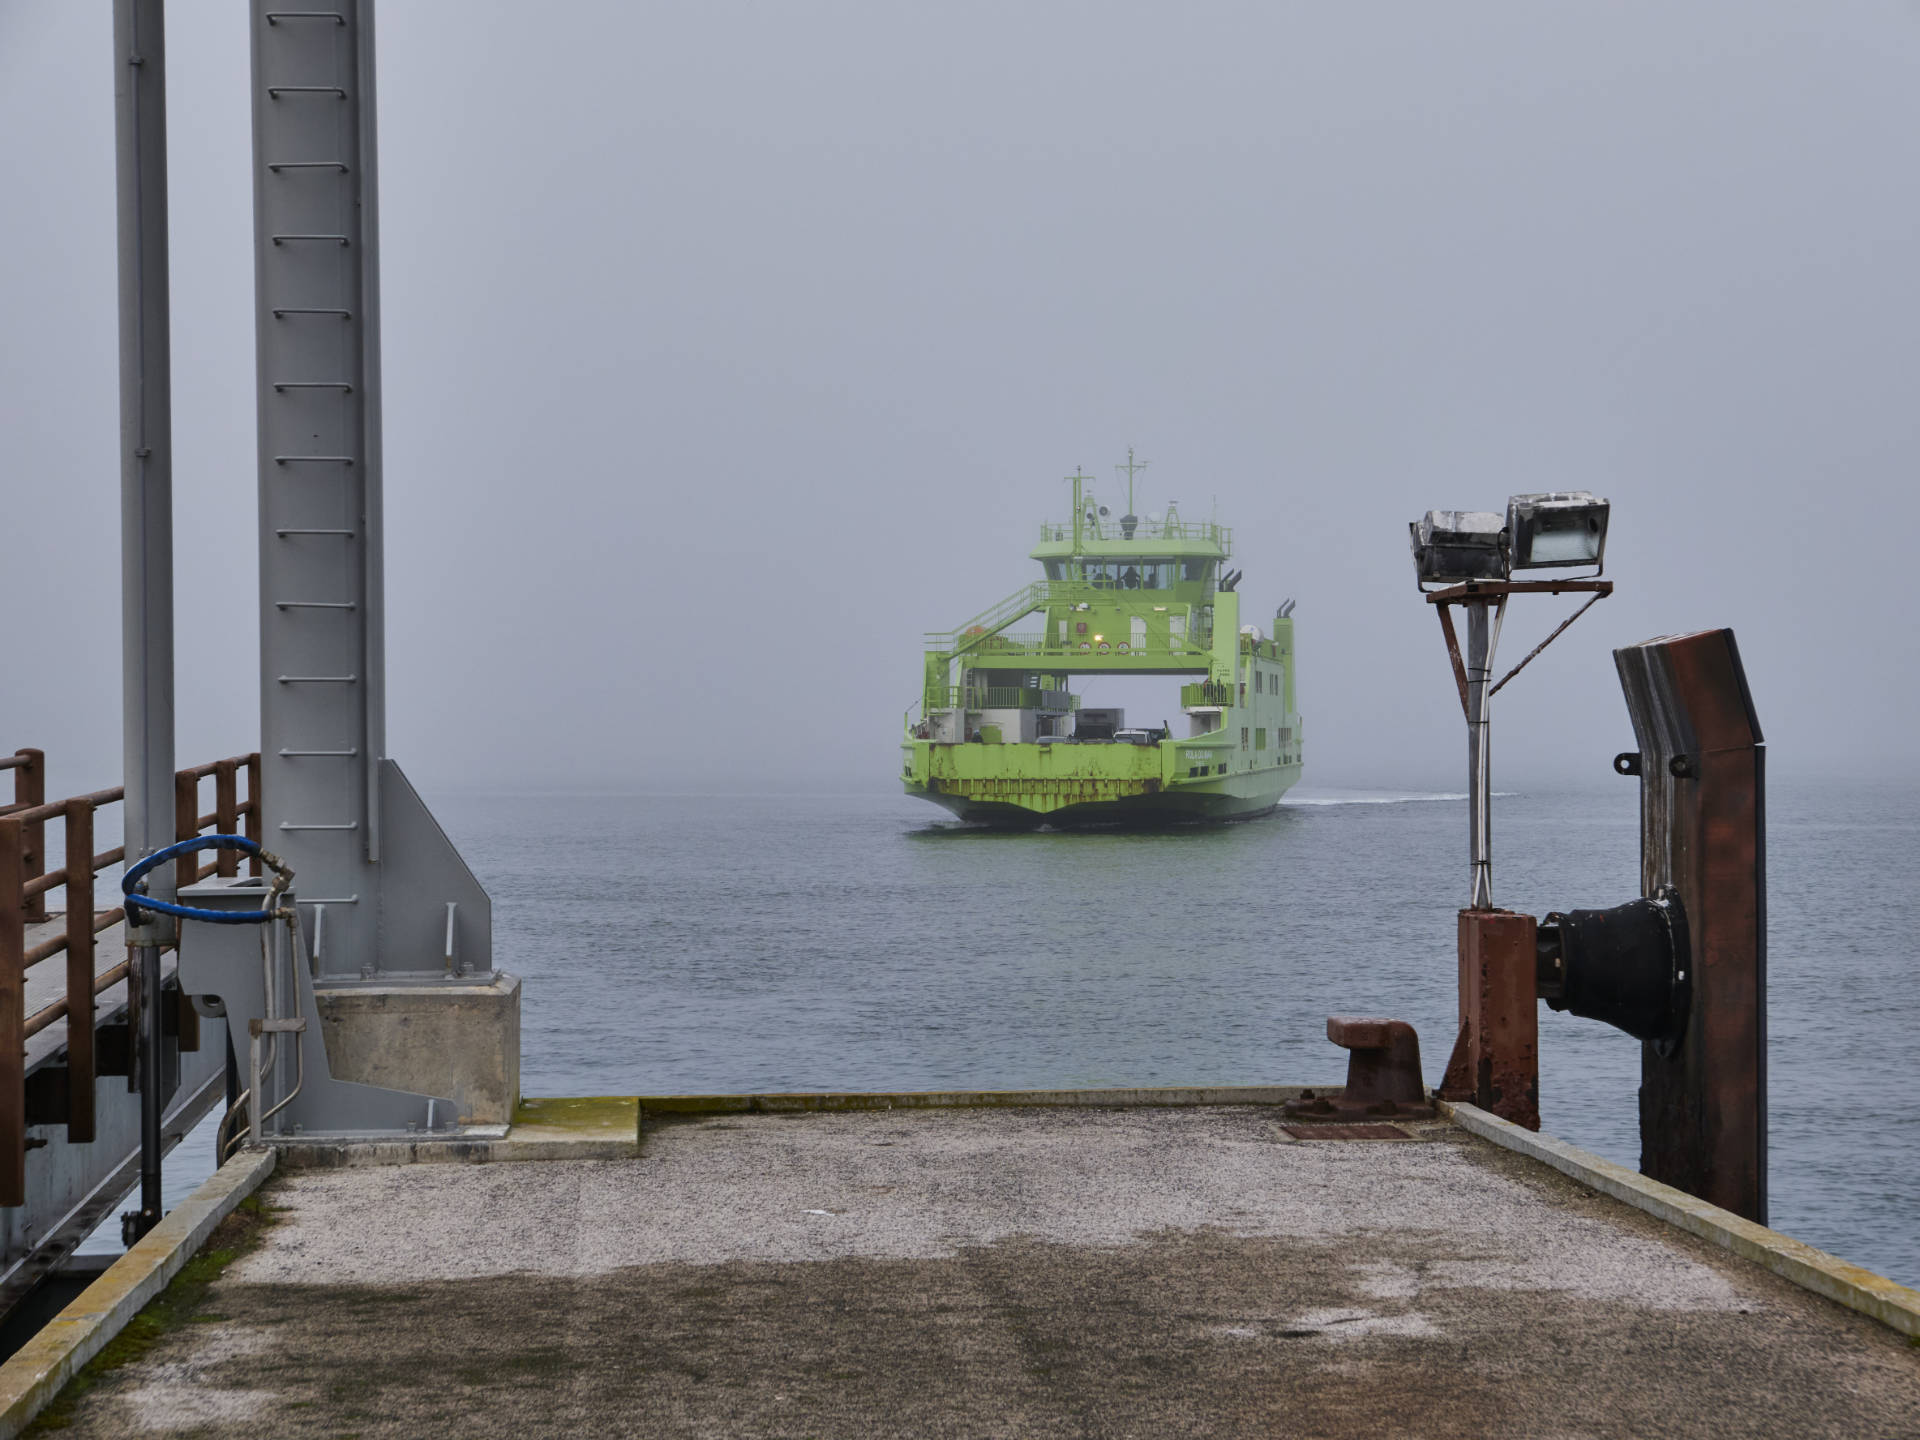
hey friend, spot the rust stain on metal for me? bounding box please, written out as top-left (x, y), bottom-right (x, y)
top-left (1434, 605), bottom-right (1470, 718)
top-left (1616, 627), bottom-right (1766, 1223)
top-left (1438, 1017), bottom-right (1472, 1097)
top-left (1439, 910), bottom-right (1539, 1130)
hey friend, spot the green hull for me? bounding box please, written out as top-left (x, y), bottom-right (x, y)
top-left (902, 737), bottom-right (1299, 828)
top-left (905, 759), bottom-right (1297, 828)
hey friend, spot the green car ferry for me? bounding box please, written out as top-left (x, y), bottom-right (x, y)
top-left (903, 462), bottom-right (1302, 826)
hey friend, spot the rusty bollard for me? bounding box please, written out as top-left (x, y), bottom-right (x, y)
top-left (1284, 1017), bottom-right (1435, 1122)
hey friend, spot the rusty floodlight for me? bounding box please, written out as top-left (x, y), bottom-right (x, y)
top-left (1409, 510), bottom-right (1507, 588)
top-left (1411, 500), bottom-right (1614, 910)
top-left (1507, 491), bottom-right (1610, 573)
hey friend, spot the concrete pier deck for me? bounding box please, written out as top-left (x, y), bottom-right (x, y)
top-left (35, 1104), bottom-right (1920, 1437)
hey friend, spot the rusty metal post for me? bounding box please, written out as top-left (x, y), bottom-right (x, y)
top-left (1616, 629), bottom-right (1766, 1222)
top-left (244, 753), bottom-right (262, 877)
top-left (13, 751), bottom-right (45, 923)
top-left (0, 819), bottom-right (25, 1206)
top-left (1440, 908), bottom-right (1540, 1129)
top-left (214, 760), bottom-right (238, 877)
top-left (173, 768), bottom-right (197, 890)
top-left (64, 799), bottom-right (97, 1142)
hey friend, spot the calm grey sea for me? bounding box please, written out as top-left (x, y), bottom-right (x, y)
top-left (111, 778), bottom-right (1920, 1290)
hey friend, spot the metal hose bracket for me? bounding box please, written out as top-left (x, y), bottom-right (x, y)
top-left (122, 834), bottom-right (295, 925)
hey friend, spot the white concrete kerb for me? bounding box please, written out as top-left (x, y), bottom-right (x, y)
top-left (1441, 1100), bottom-right (1920, 1340)
top-left (0, 1149), bottom-right (277, 1440)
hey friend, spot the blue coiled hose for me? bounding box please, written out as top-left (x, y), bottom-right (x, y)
top-left (121, 835), bottom-right (294, 925)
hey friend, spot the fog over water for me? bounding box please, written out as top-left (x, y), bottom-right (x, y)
top-left (9, 6), bottom-right (1920, 1292)
top-left (4, 3), bottom-right (1919, 798)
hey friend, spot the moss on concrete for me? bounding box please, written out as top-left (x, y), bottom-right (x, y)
top-left (24, 1190), bottom-right (284, 1435)
top-left (509, 1096), bottom-right (639, 1134)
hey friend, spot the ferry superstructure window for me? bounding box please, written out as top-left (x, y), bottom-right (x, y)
top-left (1241, 727), bottom-right (1249, 750)
top-left (1078, 560), bottom-right (1176, 590)
top-left (1180, 560), bottom-right (1211, 583)
top-left (1255, 727), bottom-right (1267, 750)
top-left (1255, 671), bottom-right (1264, 694)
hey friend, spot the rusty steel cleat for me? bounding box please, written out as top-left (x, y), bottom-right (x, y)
top-left (1284, 1017), bottom-right (1436, 1123)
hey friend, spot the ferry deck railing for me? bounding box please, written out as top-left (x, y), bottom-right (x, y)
top-left (936, 632), bottom-right (1217, 661)
top-left (0, 748), bottom-right (260, 1204)
top-left (924, 582), bottom-right (1055, 654)
top-left (1036, 517), bottom-right (1233, 549)
top-left (930, 687), bottom-right (1082, 712)
top-left (1180, 681), bottom-right (1235, 708)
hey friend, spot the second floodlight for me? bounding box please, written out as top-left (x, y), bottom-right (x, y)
top-left (1506, 491), bottom-right (1609, 572)
top-left (1410, 510), bottom-right (1507, 586)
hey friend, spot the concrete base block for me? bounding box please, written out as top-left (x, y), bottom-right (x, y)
top-left (314, 973), bottom-right (521, 1125)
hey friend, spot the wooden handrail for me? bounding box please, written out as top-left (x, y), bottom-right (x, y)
top-left (0, 748), bottom-right (262, 1202)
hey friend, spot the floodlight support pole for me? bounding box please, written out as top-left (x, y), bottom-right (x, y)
top-left (1427, 574), bottom-right (1612, 1131)
top-left (1464, 599), bottom-right (1503, 910)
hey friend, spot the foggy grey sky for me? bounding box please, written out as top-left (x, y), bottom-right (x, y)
top-left (5, 2), bottom-right (1919, 801)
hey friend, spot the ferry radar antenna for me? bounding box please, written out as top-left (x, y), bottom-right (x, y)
top-left (1116, 447), bottom-right (1149, 516)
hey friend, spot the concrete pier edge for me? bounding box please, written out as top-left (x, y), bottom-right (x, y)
top-left (1440, 1098), bottom-right (1920, 1339)
top-left (268, 1090), bottom-right (1313, 1168)
top-left (0, 1149), bottom-right (276, 1440)
top-left (636, 1084), bottom-right (1315, 1115)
